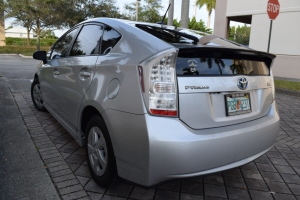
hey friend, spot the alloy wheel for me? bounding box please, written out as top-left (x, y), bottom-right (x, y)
top-left (33, 83), bottom-right (44, 107)
top-left (87, 127), bottom-right (108, 176)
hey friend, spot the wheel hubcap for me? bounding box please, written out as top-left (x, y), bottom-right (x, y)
top-left (33, 83), bottom-right (43, 107)
top-left (87, 127), bottom-right (108, 176)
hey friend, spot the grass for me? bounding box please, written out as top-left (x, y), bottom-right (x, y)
top-left (274, 80), bottom-right (300, 92)
top-left (0, 46), bottom-right (50, 56)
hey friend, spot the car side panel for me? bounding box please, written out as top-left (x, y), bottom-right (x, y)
top-left (54, 56), bottom-right (97, 131)
top-left (77, 20), bottom-right (174, 128)
top-left (39, 59), bottom-right (64, 117)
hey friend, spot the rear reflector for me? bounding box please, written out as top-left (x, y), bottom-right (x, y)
top-left (150, 109), bottom-right (177, 116)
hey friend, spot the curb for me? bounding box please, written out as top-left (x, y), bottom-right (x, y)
top-left (276, 88), bottom-right (300, 97)
top-left (19, 54), bottom-right (32, 58)
top-left (0, 53), bottom-right (32, 58)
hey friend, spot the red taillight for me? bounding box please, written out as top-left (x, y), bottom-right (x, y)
top-left (150, 109), bottom-right (177, 116)
top-left (138, 49), bottom-right (179, 117)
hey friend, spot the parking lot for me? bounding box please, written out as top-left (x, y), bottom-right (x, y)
top-left (1, 55), bottom-right (300, 200)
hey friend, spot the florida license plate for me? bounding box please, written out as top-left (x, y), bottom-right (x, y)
top-left (225, 93), bottom-right (251, 116)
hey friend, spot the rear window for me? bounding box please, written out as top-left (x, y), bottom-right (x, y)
top-left (135, 24), bottom-right (247, 49)
top-left (176, 49), bottom-right (270, 76)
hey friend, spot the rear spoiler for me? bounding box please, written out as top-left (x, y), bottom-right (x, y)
top-left (175, 47), bottom-right (276, 68)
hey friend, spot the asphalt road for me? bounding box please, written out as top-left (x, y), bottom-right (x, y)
top-left (0, 55), bottom-right (40, 92)
top-left (0, 55), bottom-right (60, 199)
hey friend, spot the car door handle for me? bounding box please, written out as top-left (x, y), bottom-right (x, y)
top-left (79, 72), bottom-right (91, 77)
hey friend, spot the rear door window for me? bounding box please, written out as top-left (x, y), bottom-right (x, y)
top-left (70, 24), bottom-right (104, 56)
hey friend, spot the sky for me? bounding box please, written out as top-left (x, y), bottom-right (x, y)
top-left (4, 0), bottom-right (215, 37)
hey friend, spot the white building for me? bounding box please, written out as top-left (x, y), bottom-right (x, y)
top-left (214, 0), bottom-right (300, 79)
top-left (5, 27), bottom-right (34, 38)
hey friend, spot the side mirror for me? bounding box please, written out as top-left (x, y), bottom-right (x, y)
top-left (33, 51), bottom-right (47, 64)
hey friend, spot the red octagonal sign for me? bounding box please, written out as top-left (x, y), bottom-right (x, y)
top-left (267, 0), bottom-right (280, 20)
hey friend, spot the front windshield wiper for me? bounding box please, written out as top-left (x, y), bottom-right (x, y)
top-left (136, 24), bottom-right (199, 45)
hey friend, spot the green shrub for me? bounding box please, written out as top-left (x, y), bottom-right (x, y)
top-left (4, 38), bottom-right (14, 45)
top-left (46, 41), bottom-right (55, 46)
top-left (0, 46), bottom-right (50, 56)
top-left (30, 40), bottom-right (35, 46)
top-left (4, 37), bottom-right (57, 47)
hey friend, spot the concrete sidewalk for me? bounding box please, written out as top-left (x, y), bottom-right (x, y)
top-left (7, 85), bottom-right (300, 200)
top-left (0, 78), bottom-right (60, 200)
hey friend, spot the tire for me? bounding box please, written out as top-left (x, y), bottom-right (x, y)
top-left (31, 78), bottom-right (47, 112)
top-left (85, 115), bottom-right (118, 187)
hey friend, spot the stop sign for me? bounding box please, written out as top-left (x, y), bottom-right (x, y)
top-left (267, 0), bottom-right (280, 20)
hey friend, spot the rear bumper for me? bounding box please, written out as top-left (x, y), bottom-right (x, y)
top-left (105, 102), bottom-right (280, 186)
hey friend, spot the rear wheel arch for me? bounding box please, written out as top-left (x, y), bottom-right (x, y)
top-left (81, 106), bottom-right (104, 135)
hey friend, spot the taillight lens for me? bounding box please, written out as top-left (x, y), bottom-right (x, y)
top-left (139, 48), bottom-right (178, 117)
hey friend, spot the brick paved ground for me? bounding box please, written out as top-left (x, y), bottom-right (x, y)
top-left (13, 91), bottom-right (300, 200)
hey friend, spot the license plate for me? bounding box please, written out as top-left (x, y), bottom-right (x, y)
top-left (225, 93), bottom-right (251, 116)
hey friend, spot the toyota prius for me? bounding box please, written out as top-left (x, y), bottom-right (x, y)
top-left (31, 18), bottom-right (280, 187)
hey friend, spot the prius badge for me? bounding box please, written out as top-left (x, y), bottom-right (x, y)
top-left (237, 77), bottom-right (248, 90)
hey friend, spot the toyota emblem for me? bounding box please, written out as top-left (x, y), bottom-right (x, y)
top-left (237, 77), bottom-right (248, 90)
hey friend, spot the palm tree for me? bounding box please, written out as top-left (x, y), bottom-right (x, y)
top-left (200, 57), bottom-right (225, 75)
top-left (196, 0), bottom-right (216, 29)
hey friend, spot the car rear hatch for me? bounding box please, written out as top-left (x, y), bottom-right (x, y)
top-left (175, 46), bottom-right (276, 129)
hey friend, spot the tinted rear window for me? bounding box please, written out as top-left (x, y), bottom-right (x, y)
top-left (176, 49), bottom-right (270, 76)
top-left (101, 26), bottom-right (122, 55)
top-left (135, 24), bottom-right (248, 49)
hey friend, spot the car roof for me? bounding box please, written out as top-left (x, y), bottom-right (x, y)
top-left (78, 18), bottom-right (254, 51)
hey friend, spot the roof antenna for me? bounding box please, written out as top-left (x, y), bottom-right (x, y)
top-left (157, 3), bottom-right (171, 27)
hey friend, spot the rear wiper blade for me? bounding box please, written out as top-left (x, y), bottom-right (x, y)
top-left (136, 24), bottom-right (199, 45)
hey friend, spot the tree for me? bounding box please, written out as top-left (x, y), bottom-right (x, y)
top-left (173, 19), bottom-right (180, 27)
top-left (39, 30), bottom-right (57, 39)
top-left (166, 17), bottom-right (212, 34)
top-left (63, 0), bottom-right (124, 27)
top-left (124, 0), bottom-right (162, 23)
top-left (123, 1), bottom-right (142, 21)
top-left (3, 0), bottom-right (123, 49)
top-left (188, 17), bottom-right (212, 34)
top-left (196, 0), bottom-right (216, 29)
top-left (4, 0), bottom-right (68, 50)
top-left (3, 0), bottom-right (34, 45)
top-left (229, 25), bottom-right (251, 45)
top-left (200, 57), bottom-right (225, 75)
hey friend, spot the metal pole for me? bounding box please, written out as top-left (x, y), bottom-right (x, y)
top-left (181, 0), bottom-right (190, 28)
top-left (136, 0), bottom-right (139, 21)
top-left (168, 0), bottom-right (174, 26)
top-left (194, 0), bottom-right (197, 18)
top-left (267, 20), bottom-right (273, 53)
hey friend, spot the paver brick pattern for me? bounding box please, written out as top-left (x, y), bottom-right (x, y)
top-left (13, 92), bottom-right (300, 200)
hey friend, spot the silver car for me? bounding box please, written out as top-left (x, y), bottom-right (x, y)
top-left (31, 18), bottom-right (280, 187)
